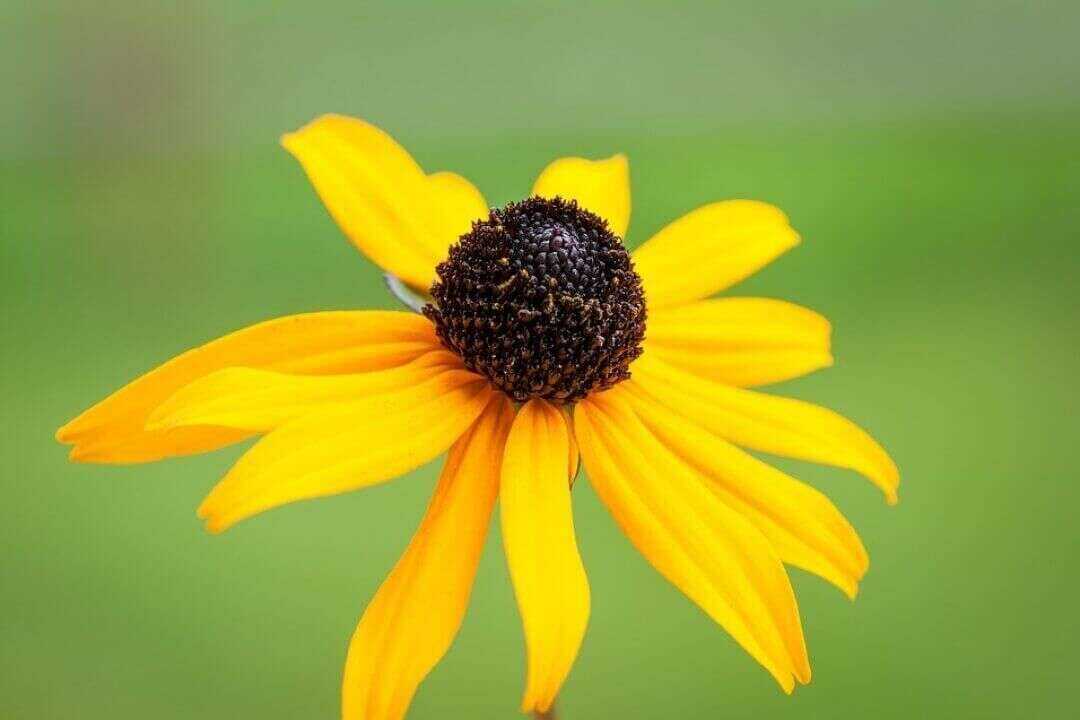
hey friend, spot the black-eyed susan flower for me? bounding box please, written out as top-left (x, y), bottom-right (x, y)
top-left (57, 114), bottom-right (898, 719)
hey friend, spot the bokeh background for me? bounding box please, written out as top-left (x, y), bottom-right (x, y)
top-left (4, 2), bottom-right (1079, 718)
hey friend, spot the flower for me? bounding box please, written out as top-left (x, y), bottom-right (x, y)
top-left (57, 114), bottom-right (898, 719)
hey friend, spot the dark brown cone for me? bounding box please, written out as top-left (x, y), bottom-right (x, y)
top-left (424, 196), bottom-right (646, 403)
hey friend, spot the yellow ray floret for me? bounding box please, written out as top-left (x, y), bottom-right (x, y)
top-left (632, 200), bottom-right (800, 309)
top-left (342, 394), bottom-right (514, 720)
top-left (282, 114), bottom-right (487, 291)
top-left (147, 350), bottom-right (464, 433)
top-left (620, 384), bottom-right (868, 598)
top-left (576, 391), bottom-right (811, 693)
top-left (501, 399), bottom-right (591, 713)
top-left (531, 154), bottom-right (631, 239)
top-left (196, 378), bottom-right (493, 532)
top-left (631, 354), bottom-right (900, 503)
top-left (56, 311), bottom-right (439, 463)
top-left (644, 297), bottom-right (833, 387)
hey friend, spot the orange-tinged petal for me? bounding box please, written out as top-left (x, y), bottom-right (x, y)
top-left (282, 114), bottom-right (487, 289)
top-left (147, 350), bottom-right (466, 433)
top-left (631, 354), bottom-right (900, 503)
top-left (196, 379), bottom-right (493, 533)
top-left (632, 200), bottom-right (800, 309)
top-left (342, 394), bottom-right (514, 720)
top-left (56, 311), bottom-right (438, 464)
top-left (622, 384), bottom-right (868, 598)
top-left (645, 298), bottom-right (833, 387)
top-left (575, 390), bottom-right (810, 692)
top-left (532, 155), bottom-right (631, 238)
top-left (501, 399), bottom-right (590, 713)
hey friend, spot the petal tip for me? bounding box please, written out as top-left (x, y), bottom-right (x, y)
top-left (281, 113), bottom-right (343, 141)
top-left (55, 423), bottom-right (75, 444)
top-left (881, 466), bottom-right (901, 505)
top-left (520, 693), bottom-right (555, 716)
top-left (606, 152), bottom-right (629, 170)
top-left (204, 520), bottom-right (227, 535)
top-left (199, 508), bottom-right (230, 534)
top-left (67, 443), bottom-right (109, 464)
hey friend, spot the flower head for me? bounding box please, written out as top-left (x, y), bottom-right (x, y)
top-left (57, 114), bottom-right (898, 719)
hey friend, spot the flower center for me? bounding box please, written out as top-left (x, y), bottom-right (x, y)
top-left (424, 196), bottom-right (646, 403)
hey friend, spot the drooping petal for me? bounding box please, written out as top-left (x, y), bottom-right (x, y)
top-left (632, 200), bottom-right (800, 309)
top-left (575, 390), bottom-right (810, 692)
top-left (147, 350), bottom-right (466, 433)
top-left (282, 114), bottom-right (487, 290)
top-left (501, 399), bottom-right (590, 713)
top-left (196, 379), bottom-right (493, 533)
top-left (631, 354), bottom-right (900, 503)
top-left (621, 384), bottom-right (868, 598)
top-left (531, 155), bottom-right (631, 238)
top-left (645, 298), bottom-right (833, 387)
top-left (56, 311), bottom-right (439, 464)
top-left (342, 394), bottom-right (515, 720)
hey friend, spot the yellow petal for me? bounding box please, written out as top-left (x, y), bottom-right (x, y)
top-left (56, 311), bottom-right (438, 464)
top-left (622, 384), bottom-right (868, 598)
top-left (531, 155), bottom-right (631, 238)
top-left (342, 394), bottom-right (515, 720)
top-left (645, 298), bottom-right (833, 387)
top-left (147, 350), bottom-right (466, 433)
top-left (575, 391), bottom-right (809, 692)
top-left (632, 200), bottom-right (800, 309)
top-left (196, 379), bottom-right (493, 532)
top-left (282, 115), bottom-right (487, 290)
top-left (631, 354), bottom-right (900, 503)
top-left (501, 399), bottom-right (590, 713)
top-left (424, 171), bottom-right (489, 253)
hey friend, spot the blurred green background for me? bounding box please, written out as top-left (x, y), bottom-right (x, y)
top-left (3, 1), bottom-right (1079, 718)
